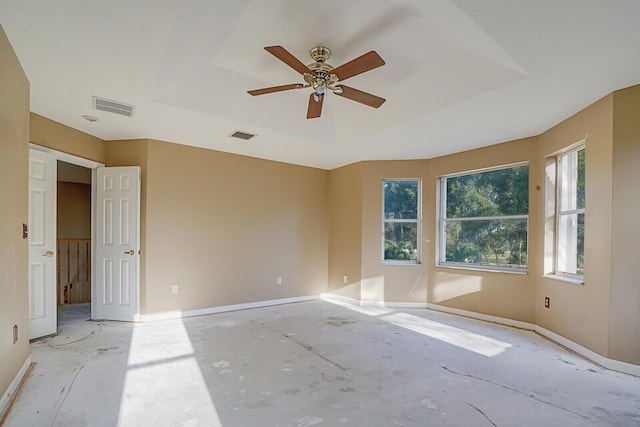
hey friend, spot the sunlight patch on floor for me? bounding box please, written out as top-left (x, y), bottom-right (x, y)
top-left (117, 320), bottom-right (223, 426)
top-left (325, 298), bottom-right (511, 357)
top-left (381, 311), bottom-right (512, 357)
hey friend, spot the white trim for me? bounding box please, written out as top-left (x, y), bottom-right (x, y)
top-left (361, 300), bottom-right (428, 309)
top-left (438, 160), bottom-right (530, 180)
top-left (544, 137), bottom-right (587, 159)
top-left (28, 144), bottom-right (104, 323)
top-left (140, 295), bottom-right (320, 322)
top-left (320, 293), bottom-right (360, 306)
top-left (321, 294), bottom-right (428, 309)
top-left (28, 143), bottom-right (104, 169)
top-left (437, 163), bottom-right (530, 272)
top-left (535, 326), bottom-right (640, 377)
top-left (382, 178), bottom-right (422, 264)
top-left (437, 264), bottom-right (528, 275)
top-left (541, 274), bottom-right (583, 285)
top-left (606, 358), bottom-right (640, 377)
top-left (534, 325), bottom-right (607, 365)
top-left (426, 303), bottom-right (536, 331)
top-left (553, 144), bottom-right (585, 278)
top-left (424, 303), bottom-right (639, 377)
top-left (0, 355), bottom-right (32, 418)
top-left (373, 301), bottom-right (640, 377)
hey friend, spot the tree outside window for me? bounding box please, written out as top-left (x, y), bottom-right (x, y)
top-left (440, 164), bottom-right (529, 271)
top-left (383, 180), bottom-right (420, 263)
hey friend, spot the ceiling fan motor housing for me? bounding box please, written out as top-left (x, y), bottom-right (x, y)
top-left (306, 47), bottom-right (340, 97)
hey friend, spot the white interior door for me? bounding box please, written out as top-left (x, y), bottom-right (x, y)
top-left (28, 149), bottom-right (57, 339)
top-left (94, 166), bottom-right (141, 321)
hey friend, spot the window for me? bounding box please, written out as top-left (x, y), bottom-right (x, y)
top-left (383, 180), bottom-right (420, 263)
top-left (439, 164), bottom-right (529, 271)
top-left (556, 147), bottom-right (585, 277)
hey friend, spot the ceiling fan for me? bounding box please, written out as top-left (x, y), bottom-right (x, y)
top-left (248, 45), bottom-right (386, 119)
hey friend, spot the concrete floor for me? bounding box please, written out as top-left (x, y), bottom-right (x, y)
top-left (4, 300), bottom-right (640, 427)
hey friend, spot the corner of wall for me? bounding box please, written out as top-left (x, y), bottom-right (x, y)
top-left (608, 83), bottom-right (640, 365)
top-left (328, 163), bottom-right (364, 301)
top-left (535, 91), bottom-right (615, 359)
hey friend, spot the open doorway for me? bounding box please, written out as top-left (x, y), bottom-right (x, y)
top-left (56, 161), bottom-right (92, 323)
top-left (29, 144), bottom-right (140, 339)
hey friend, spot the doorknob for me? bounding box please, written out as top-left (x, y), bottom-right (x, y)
top-left (42, 250), bottom-right (55, 257)
top-left (124, 250), bottom-right (135, 255)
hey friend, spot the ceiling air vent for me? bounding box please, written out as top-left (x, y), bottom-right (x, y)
top-left (92, 96), bottom-right (135, 118)
top-left (230, 131), bottom-right (256, 141)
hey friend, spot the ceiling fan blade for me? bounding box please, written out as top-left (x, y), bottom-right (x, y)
top-left (264, 46), bottom-right (312, 75)
top-left (331, 51), bottom-right (385, 81)
top-left (307, 93), bottom-right (323, 119)
top-left (247, 83), bottom-right (304, 96)
top-left (335, 85), bottom-right (385, 108)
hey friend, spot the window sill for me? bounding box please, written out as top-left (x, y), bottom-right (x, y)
top-left (437, 264), bottom-right (528, 275)
top-left (382, 261), bottom-right (422, 267)
top-left (542, 274), bottom-right (584, 285)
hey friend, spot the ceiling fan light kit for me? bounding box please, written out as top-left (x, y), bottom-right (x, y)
top-left (248, 45), bottom-right (386, 119)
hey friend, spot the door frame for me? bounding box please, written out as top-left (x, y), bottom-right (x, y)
top-left (29, 144), bottom-right (104, 320)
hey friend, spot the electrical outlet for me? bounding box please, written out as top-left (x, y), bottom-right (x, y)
top-left (544, 296), bottom-right (550, 308)
top-left (343, 274), bottom-right (348, 284)
top-left (171, 284), bottom-right (179, 295)
top-left (13, 324), bottom-right (18, 344)
top-left (277, 276), bottom-right (283, 285)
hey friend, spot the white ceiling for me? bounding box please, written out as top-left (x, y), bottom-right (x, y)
top-left (1, 0), bottom-right (639, 170)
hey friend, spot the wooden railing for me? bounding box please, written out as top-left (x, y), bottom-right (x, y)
top-left (57, 238), bottom-right (91, 304)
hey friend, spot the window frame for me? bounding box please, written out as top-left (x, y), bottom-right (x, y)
top-left (554, 145), bottom-right (585, 280)
top-left (381, 178), bottom-right (422, 265)
top-left (437, 162), bottom-right (529, 273)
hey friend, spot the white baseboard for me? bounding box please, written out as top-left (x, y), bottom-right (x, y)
top-left (0, 355), bottom-right (32, 419)
top-left (323, 295), bottom-right (639, 377)
top-left (535, 326), bottom-right (640, 377)
top-left (320, 293), bottom-right (360, 306)
top-left (426, 303), bottom-right (536, 331)
top-left (141, 295), bottom-right (321, 322)
top-left (321, 293), bottom-right (428, 309)
top-left (361, 300), bottom-right (428, 309)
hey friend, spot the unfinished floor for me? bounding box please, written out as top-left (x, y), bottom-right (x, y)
top-left (4, 300), bottom-right (640, 426)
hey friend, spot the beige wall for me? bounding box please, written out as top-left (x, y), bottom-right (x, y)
top-left (328, 163), bottom-right (364, 300)
top-left (57, 182), bottom-right (91, 239)
top-left (0, 24), bottom-right (30, 410)
top-left (30, 113), bottom-right (106, 164)
top-left (141, 140), bottom-right (329, 314)
top-left (610, 85), bottom-right (640, 365)
top-left (327, 142), bottom-right (538, 320)
top-left (536, 95), bottom-right (614, 357)
top-left (426, 138), bottom-right (539, 322)
top-left (360, 160), bottom-right (430, 304)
